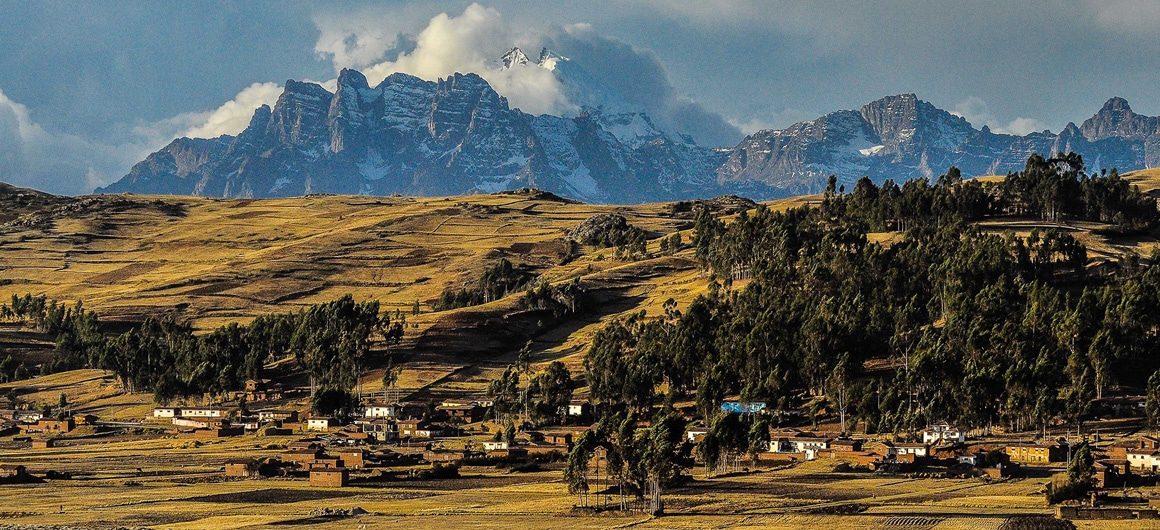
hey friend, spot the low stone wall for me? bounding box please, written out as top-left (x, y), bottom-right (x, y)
top-left (1058, 505), bottom-right (1159, 520)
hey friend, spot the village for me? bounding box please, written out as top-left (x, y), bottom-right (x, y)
top-left (5, 374), bottom-right (1160, 525)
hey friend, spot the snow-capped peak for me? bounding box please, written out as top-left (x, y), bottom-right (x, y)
top-left (499, 47), bottom-right (530, 69)
top-left (537, 47), bottom-right (567, 70)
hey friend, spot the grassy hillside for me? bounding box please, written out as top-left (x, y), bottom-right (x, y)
top-left (0, 188), bottom-right (751, 402)
top-left (1, 179), bottom-right (1158, 404)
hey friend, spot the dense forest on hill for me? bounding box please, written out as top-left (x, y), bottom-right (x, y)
top-left (1, 294), bottom-right (403, 413)
top-left (585, 153), bottom-right (1160, 436)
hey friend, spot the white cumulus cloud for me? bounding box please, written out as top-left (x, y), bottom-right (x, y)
top-left (308, 3), bottom-right (741, 145)
top-left (0, 87), bottom-right (176, 195)
top-left (312, 3), bottom-right (438, 71)
top-left (357, 4), bottom-right (575, 117)
top-left (952, 96), bottom-right (1048, 136)
top-left (183, 82), bottom-right (283, 139)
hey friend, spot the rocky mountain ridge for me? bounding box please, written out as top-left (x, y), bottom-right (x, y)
top-left (717, 94), bottom-right (1157, 195)
top-left (101, 58), bottom-right (723, 203)
top-left (101, 53), bottom-right (1160, 202)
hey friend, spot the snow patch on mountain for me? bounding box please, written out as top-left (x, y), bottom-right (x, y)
top-left (358, 149), bottom-right (390, 180)
top-left (562, 166), bottom-right (603, 202)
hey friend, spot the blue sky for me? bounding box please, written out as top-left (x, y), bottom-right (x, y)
top-left (3, 1), bottom-right (1160, 195)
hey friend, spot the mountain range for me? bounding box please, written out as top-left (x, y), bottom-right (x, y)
top-left (100, 48), bottom-right (1160, 203)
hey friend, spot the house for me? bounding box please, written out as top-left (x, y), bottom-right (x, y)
top-left (414, 424), bottom-right (449, 438)
top-left (0, 464), bottom-right (27, 478)
top-left (1095, 459), bottom-right (1131, 488)
top-left (281, 448), bottom-right (326, 465)
top-left (436, 404), bottom-right (485, 424)
top-left (922, 422), bottom-right (967, 445)
top-left (173, 417), bottom-right (218, 429)
top-left (568, 400), bottom-right (592, 417)
top-left (360, 418), bottom-right (397, 442)
top-left (224, 459), bottom-right (257, 478)
top-left (685, 426), bottom-right (709, 444)
top-left (488, 446), bottom-right (529, 459)
top-left (362, 403), bottom-right (396, 419)
top-left (306, 417), bottom-right (336, 432)
top-left (72, 413), bottom-right (97, 426)
top-left (257, 409), bottom-right (298, 423)
top-left (237, 416), bottom-right (261, 431)
top-left (10, 410), bottom-right (43, 423)
top-left (32, 438), bottom-right (55, 449)
top-left (896, 443), bottom-right (930, 458)
top-left (181, 426), bottom-right (244, 438)
top-left (1127, 449), bottom-right (1160, 472)
top-left (308, 456), bottom-right (345, 469)
top-left (181, 407), bottom-right (226, 418)
top-left (1092, 395), bottom-right (1147, 418)
top-left (240, 379), bottom-right (285, 401)
top-left (309, 467), bottom-right (348, 487)
top-left (424, 449), bottom-right (471, 463)
top-left (868, 441), bottom-right (897, 458)
top-left (788, 435), bottom-right (831, 453)
top-left (483, 440), bottom-right (510, 451)
top-left (153, 407), bottom-right (181, 419)
top-left (544, 433), bottom-right (573, 446)
top-left (1112, 435), bottom-right (1160, 459)
top-left (829, 438), bottom-right (863, 452)
top-left (397, 419), bottom-right (428, 438)
top-left (28, 418), bottom-right (74, 434)
top-left (768, 429), bottom-right (804, 452)
top-left (329, 430), bottom-right (370, 446)
top-left (333, 448), bottom-right (366, 468)
top-left (1005, 442), bottom-right (1064, 464)
top-left (395, 402), bottom-right (427, 419)
top-left (767, 433), bottom-right (832, 459)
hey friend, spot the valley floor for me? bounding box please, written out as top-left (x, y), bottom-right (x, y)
top-left (0, 433), bottom-right (1080, 530)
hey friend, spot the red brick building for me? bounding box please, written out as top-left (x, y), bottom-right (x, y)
top-left (309, 467), bottom-right (348, 487)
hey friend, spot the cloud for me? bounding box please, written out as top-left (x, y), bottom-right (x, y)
top-left (1085, 0), bottom-right (1160, 33)
top-left (951, 96), bottom-right (1048, 136)
top-left (352, 4), bottom-right (575, 117)
top-left (313, 3), bottom-right (741, 145)
top-left (0, 90), bottom-right (32, 178)
top-left (0, 83), bottom-right (284, 195)
top-left (0, 87), bottom-right (172, 195)
top-left (542, 22), bottom-right (742, 146)
top-left (729, 107), bottom-right (816, 136)
top-left (312, 4), bottom-right (429, 71)
top-left (184, 82), bottom-right (283, 139)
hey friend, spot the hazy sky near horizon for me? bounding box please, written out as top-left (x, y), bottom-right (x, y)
top-left (2, 1), bottom-right (1160, 195)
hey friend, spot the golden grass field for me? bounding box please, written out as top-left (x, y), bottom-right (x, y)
top-left (5, 174), bottom-right (1160, 528)
top-left (2, 370), bottom-right (1085, 528)
top-left (0, 188), bottom-right (723, 404)
top-left (0, 421), bottom-right (1111, 530)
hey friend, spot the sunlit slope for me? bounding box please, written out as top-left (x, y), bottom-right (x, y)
top-left (3, 185), bottom-right (1157, 371)
top-left (1125, 167), bottom-right (1160, 197)
top-left (0, 193), bottom-right (671, 321)
top-left (0, 190), bottom-right (737, 373)
top-left (4, 184), bottom-right (1160, 408)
